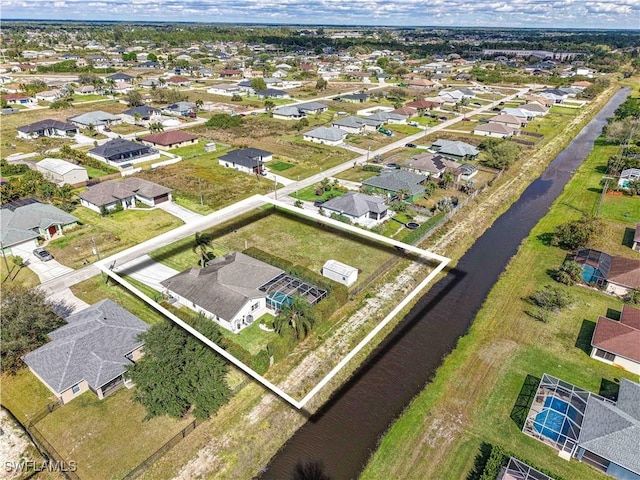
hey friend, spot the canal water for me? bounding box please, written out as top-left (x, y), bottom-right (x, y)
top-left (261, 88), bottom-right (630, 480)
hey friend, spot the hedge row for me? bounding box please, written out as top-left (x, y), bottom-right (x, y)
top-left (402, 211), bottom-right (446, 245)
top-left (470, 443), bottom-right (567, 480)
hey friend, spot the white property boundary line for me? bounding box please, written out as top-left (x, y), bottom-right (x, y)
top-left (97, 196), bottom-right (450, 409)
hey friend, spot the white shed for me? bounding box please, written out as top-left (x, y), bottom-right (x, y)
top-left (322, 259), bottom-right (358, 287)
top-left (36, 158), bottom-right (88, 185)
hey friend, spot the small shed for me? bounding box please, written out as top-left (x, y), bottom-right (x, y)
top-left (322, 260), bottom-right (358, 287)
top-left (205, 142), bottom-right (217, 152)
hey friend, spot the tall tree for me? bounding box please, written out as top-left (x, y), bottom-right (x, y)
top-left (1, 284), bottom-right (67, 374)
top-left (126, 318), bottom-right (230, 419)
top-left (250, 77), bottom-right (267, 92)
top-left (193, 231), bottom-right (215, 267)
top-left (273, 295), bottom-right (316, 340)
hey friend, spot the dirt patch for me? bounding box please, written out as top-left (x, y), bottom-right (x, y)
top-left (0, 409), bottom-right (31, 480)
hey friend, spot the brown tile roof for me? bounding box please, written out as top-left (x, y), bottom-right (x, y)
top-left (622, 305), bottom-right (640, 330)
top-left (608, 257), bottom-right (640, 288)
top-left (592, 314), bottom-right (640, 362)
top-left (142, 130), bottom-right (198, 146)
top-left (79, 178), bottom-right (171, 207)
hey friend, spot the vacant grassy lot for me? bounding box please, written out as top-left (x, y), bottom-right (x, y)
top-left (333, 166), bottom-right (380, 182)
top-left (360, 134), bottom-right (639, 480)
top-left (290, 185), bottom-right (346, 202)
top-left (151, 209), bottom-right (398, 287)
top-left (36, 388), bottom-right (192, 480)
top-left (47, 207), bottom-right (183, 268)
top-left (0, 260), bottom-right (40, 287)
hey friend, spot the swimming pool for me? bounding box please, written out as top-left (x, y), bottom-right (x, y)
top-left (582, 264), bottom-right (603, 284)
top-left (267, 291), bottom-right (292, 310)
top-left (533, 396), bottom-right (571, 443)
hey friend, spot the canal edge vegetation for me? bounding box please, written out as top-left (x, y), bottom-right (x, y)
top-left (359, 79), bottom-right (639, 480)
top-left (136, 83), bottom-right (628, 479)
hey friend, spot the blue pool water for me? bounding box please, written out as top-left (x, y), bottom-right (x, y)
top-left (534, 397), bottom-right (571, 442)
top-left (582, 265), bottom-right (602, 284)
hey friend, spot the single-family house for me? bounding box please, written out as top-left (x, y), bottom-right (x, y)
top-left (332, 116), bottom-right (366, 134)
top-left (338, 93), bottom-right (369, 103)
top-left (401, 153), bottom-right (461, 179)
top-left (17, 119), bottom-right (78, 139)
top-left (272, 106), bottom-right (306, 120)
top-left (67, 111), bottom-right (122, 131)
top-left (256, 88), bottom-right (289, 99)
top-left (161, 252), bottom-right (285, 333)
top-left (76, 85), bottom-right (97, 95)
top-left (590, 305), bottom-right (640, 374)
top-left (430, 139), bottom-right (479, 161)
top-left (366, 112), bottom-right (407, 124)
top-left (519, 102), bottom-right (549, 117)
top-left (36, 158), bottom-right (88, 186)
top-left (166, 76), bottom-right (191, 87)
top-left (107, 72), bottom-right (135, 84)
top-left (392, 107), bottom-right (418, 118)
top-left (79, 177), bottom-right (172, 212)
top-left (490, 113), bottom-right (528, 128)
top-left (362, 170), bottom-right (427, 202)
top-left (538, 88), bottom-right (568, 103)
top-left (141, 130), bottom-right (198, 150)
top-left (303, 126), bottom-right (347, 146)
top-left (218, 147), bottom-right (272, 174)
top-left (220, 69), bottom-right (242, 78)
top-left (1, 201), bottom-right (78, 257)
top-left (88, 138), bottom-right (159, 167)
top-left (406, 99), bottom-right (443, 110)
top-left (112, 82), bottom-right (135, 94)
top-left (297, 102), bottom-right (328, 115)
top-left (574, 248), bottom-right (640, 296)
top-left (161, 102), bottom-right (196, 117)
top-left (35, 89), bottom-right (61, 102)
top-left (474, 122), bottom-right (518, 138)
top-left (207, 84), bottom-right (243, 96)
top-left (502, 107), bottom-right (535, 120)
top-left (619, 168), bottom-right (640, 188)
top-left (407, 78), bottom-right (437, 90)
top-left (322, 259), bottom-right (358, 287)
top-left (1, 94), bottom-right (36, 105)
top-left (23, 300), bottom-right (149, 404)
top-left (121, 105), bottom-right (162, 125)
top-left (321, 192), bottom-right (388, 226)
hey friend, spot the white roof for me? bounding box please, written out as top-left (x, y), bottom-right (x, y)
top-left (36, 157), bottom-right (86, 175)
top-left (323, 259), bottom-right (357, 276)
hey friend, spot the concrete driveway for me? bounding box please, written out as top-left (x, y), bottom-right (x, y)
top-left (25, 252), bottom-right (74, 283)
top-left (157, 201), bottom-right (203, 224)
top-left (113, 255), bottom-right (179, 293)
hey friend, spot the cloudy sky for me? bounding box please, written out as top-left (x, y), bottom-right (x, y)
top-left (3, 0), bottom-right (640, 29)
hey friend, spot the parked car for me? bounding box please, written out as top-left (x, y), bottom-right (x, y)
top-left (386, 162), bottom-right (398, 168)
top-left (472, 102), bottom-right (482, 106)
top-left (314, 199), bottom-right (325, 207)
top-left (103, 126), bottom-right (111, 132)
top-left (405, 143), bottom-right (417, 148)
top-left (33, 247), bottom-right (53, 262)
top-left (407, 121), bottom-right (419, 127)
top-left (491, 107), bottom-right (501, 112)
top-left (462, 117), bottom-right (471, 121)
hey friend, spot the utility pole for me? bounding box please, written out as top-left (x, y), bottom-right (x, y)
top-left (273, 175), bottom-right (278, 200)
top-left (597, 176), bottom-right (613, 216)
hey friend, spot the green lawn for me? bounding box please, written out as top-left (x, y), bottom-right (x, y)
top-left (601, 193), bottom-right (640, 224)
top-left (388, 124), bottom-right (422, 135)
top-left (290, 185), bottom-right (345, 202)
top-left (47, 206), bottom-right (184, 269)
top-left (269, 161), bottom-right (296, 172)
top-left (1, 368), bottom-right (57, 424)
top-left (36, 388), bottom-right (192, 480)
top-left (71, 94), bottom-right (107, 102)
top-left (71, 275), bottom-right (165, 326)
top-left (360, 131), bottom-right (639, 480)
top-left (0, 259), bottom-right (40, 287)
top-left (333, 166), bottom-right (380, 183)
top-left (219, 314), bottom-right (277, 355)
top-left (84, 165), bottom-right (112, 179)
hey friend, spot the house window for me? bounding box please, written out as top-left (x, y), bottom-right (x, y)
top-left (72, 384), bottom-right (81, 394)
top-left (594, 349), bottom-right (615, 361)
top-left (251, 303), bottom-right (259, 312)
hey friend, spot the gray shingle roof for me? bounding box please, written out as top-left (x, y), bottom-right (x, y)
top-left (122, 106), bottom-right (160, 118)
top-left (332, 116), bottom-right (365, 129)
top-left (273, 106), bottom-right (304, 117)
top-left (218, 148), bottom-right (272, 169)
top-left (22, 299), bottom-right (149, 394)
top-left (297, 102), bottom-right (328, 112)
top-left (0, 202), bottom-right (77, 247)
top-left (578, 380), bottom-right (640, 475)
top-left (431, 139), bottom-right (479, 158)
top-left (161, 252), bottom-right (284, 322)
top-left (304, 126), bottom-right (347, 142)
top-left (322, 192), bottom-right (387, 217)
top-left (17, 119), bottom-right (78, 134)
top-left (68, 111), bottom-right (121, 126)
top-left (362, 170), bottom-right (427, 196)
top-left (79, 178), bottom-right (171, 207)
top-left (89, 138), bottom-right (153, 162)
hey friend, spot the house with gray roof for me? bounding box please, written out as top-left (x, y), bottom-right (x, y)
top-left (256, 88), bottom-right (289, 99)
top-left (474, 122), bottom-right (519, 138)
top-left (575, 379), bottom-right (640, 480)
top-left (67, 110), bottom-right (122, 131)
top-left (161, 252), bottom-right (285, 332)
top-left (1, 201), bottom-right (78, 257)
top-left (297, 102), bottom-right (328, 115)
top-left (332, 116), bottom-right (366, 134)
top-left (36, 158), bottom-right (88, 186)
top-left (362, 170), bottom-right (427, 202)
top-left (17, 119), bottom-right (78, 139)
top-left (303, 126), bottom-right (347, 146)
top-left (366, 111), bottom-right (407, 124)
top-left (321, 192), bottom-right (388, 226)
top-left (79, 177), bottom-right (172, 213)
top-left (23, 299), bottom-right (149, 404)
top-left (120, 105), bottom-right (162, 125)
top-left (218, 147), bottom-right (272, 174)
top-left (88, 138), bottom-right (159, 167)
top-left (430, 139), bottom-right (479, 161)
top-left (272, 105), bottom-right (306, 120)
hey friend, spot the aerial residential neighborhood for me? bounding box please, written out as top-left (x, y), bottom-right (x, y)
top-left (0, 16), bottom-right (639, 480)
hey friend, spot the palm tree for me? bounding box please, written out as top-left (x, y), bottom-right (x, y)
top-left (264, 100), bottom-right (275, 114)
top-left (195, 99), bottom-right (204, 111)
top-left (273, 294), bottom-right (315, 340)
top-left (149, 122), bottom-right (164, 134)
top-left (192, 232), bottom-right (215, 268)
